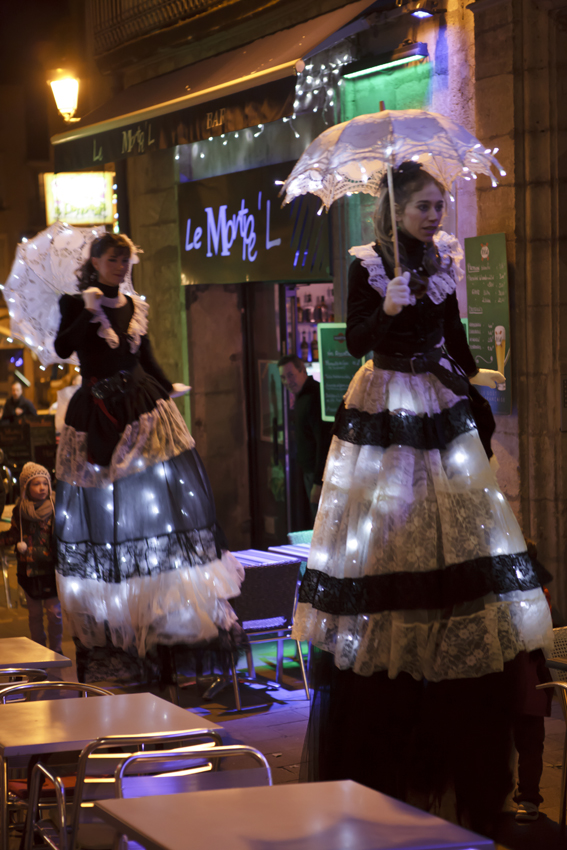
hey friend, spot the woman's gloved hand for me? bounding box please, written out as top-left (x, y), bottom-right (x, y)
top-left (170, 383), bottom-right (191, 398)
top-left (469, 369), bottom-right (505, 389)
top-left (82, 287), bottom-right (103, 313)
top-left (383, 271), bottom-right (411, 316)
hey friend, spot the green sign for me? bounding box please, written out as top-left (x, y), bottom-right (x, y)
top-left (317, 323), bottom-right (363, 422)
top-left (465, 233), bottom-right (511, 415)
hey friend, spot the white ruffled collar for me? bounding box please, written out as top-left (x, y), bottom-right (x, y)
top-left (88, 292), bottom-right (149, 352)
top-left (348, 231), bottom-right (464, 306)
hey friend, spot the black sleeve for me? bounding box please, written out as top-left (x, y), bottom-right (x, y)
top-left (22, 398), bottom-right (37, 417)
top-left (139, 336), bottom-right (174, 393)
top-left (54, 295), bottom-right (92, 360)
top-left (346, 259), bottom-right (394, 359)
top-left (443, 291), bottom-right (478, 377)
top-left (307, 393), bottom-right (333, 485)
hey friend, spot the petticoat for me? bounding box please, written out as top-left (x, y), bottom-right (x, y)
top-left (56, 394), bottom-right (244, 661)
top-left (292, 358), bottom-right (553, 682)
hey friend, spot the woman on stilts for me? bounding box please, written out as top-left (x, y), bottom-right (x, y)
top-left (54, 232), bottom-right (244, 683)
top-left (292, 161), bottom-right (552, 836)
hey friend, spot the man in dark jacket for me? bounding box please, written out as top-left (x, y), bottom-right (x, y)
top-left (1, 381), bottom-right (36, 422)
top-left (278, 354), bottom-right (333, 523)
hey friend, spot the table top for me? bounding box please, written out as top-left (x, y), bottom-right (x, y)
top-left (232, 549), bottom-right (301, 568)
top-left (95, 780), bottom-right (494, 850)
top-left (0, 637), bottom-right (72, 670)
top-left (546, 656), bottom-right (567, 672)
top-left (0, 691), bottom-right (220, 757)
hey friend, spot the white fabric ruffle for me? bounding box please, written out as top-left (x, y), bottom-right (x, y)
top-left (57, 398), bottom-right (195, 487)
top-left (348, 230), bottom-right (462, 306)
top-left (57, 551), bottom-right (245, 656)
top-left (293, 588), bottom-right (553, 681)
top-left (89, 292), bottom-right (149, 352)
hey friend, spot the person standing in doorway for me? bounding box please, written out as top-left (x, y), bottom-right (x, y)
top-left (1, 380), bottom-right (37, 422)
top-left (278, 354), bottom-right (333, 524)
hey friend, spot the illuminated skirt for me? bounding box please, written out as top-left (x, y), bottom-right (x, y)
top-left (292, 359), bottom-right (552, 682)
top-left (55, 395), bottom-right (244, 669)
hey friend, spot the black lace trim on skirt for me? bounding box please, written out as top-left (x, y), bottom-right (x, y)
top-left (298, 551), bottom-right (540, 614)
top-left (334, 398), bottom-right (476, 450)
top-left (74, 624), bottom-right (248, 685)
top-left (57, 525), bottom-right (225, 582)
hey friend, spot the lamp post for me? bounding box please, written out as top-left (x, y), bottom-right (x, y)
top-left (47, 69), bottom-right (80, 123)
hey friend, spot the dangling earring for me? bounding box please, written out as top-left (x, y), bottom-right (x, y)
top-left (90, 269), bottom-right (98, 284)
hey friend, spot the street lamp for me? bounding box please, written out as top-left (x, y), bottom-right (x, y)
top-left (47, 69), bottom-right (80, 123)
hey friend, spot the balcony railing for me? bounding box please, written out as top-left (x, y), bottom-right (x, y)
top-left (90, 0), bottom-right (216, 56)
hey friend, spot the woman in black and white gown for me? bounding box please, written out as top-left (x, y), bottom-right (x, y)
top-left (54, 233), bottom-right (243, 682)
top-left (292, 162), bottom-right (552, 834)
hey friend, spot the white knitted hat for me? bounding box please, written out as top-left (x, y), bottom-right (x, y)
top-left (19, 463), bottom-right (52, 498)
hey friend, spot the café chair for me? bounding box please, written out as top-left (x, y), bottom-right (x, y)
top-left (536, 625), bottom-right (567, 831)
top-left (228, 557), bottom-right (309, 710)
top-left (24, 731), bottom-right (231, 850)
top-left (2, 682), bottom-right (114, 838)
top-left (0, 668), bottom-right (48, 695)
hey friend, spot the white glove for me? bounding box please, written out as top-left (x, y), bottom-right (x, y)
top-left (383, 272), bottom-right (411, 316)
top-left (83, 287), bottom-right (103, 312)
top-left (469, 369), bottom-right (505, 389)
top-left (170, 383), bottom-right (191, 398)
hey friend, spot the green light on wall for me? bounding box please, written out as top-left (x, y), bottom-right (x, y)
top-left (344, 55), bottom-right (425, 78)
top-left (343, 42), bottom-right (429, 79)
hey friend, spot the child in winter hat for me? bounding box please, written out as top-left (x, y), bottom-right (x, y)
top-left (0, 463), bottom-right (62, 653)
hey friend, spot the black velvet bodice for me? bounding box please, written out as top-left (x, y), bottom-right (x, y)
top-left (345, 240), bottom-right (477, 376)
top-left (54, 294), bottom-right (172, 390)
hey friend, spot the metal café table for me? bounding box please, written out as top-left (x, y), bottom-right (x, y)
top-left (0, 636), bottom-right (71, 671)
top-left (95, 779), bottom-right (494, 850)
top-left (0, 691), bottom-right (220, 850)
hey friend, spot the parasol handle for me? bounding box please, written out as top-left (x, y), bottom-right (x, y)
top-left (380, 102), bottom-right (401, 277)
top-left (387, 163), bottom-right (402, 277)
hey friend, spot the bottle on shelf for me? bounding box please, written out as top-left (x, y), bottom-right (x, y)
top-left (312, 331), bottom-right (319, 361)
top-left (300, 332), bottom-right (309, 362)
top-left (297, 303), bottom-right (303, 322)
top-left (303, 306), bottom-right (311, 323)
top-left (318, 295), bottom-right (329, 322)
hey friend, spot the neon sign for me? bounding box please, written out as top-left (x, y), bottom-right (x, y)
top-left (178, 162), bottom-right (331, 285)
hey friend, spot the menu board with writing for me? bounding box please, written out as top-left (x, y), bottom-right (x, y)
top-left (465, 233), bottom-right (511, 415)
top-left (317, 323), bottom-right (363, 422)
top-left (0, 415), bottom-right (56, 473)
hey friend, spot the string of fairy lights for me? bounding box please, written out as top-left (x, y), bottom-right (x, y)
top-left (184, 49), bottom-right (354, 162)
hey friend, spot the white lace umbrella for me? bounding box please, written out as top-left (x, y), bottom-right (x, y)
top-left (3, 222), bottom-right (137, 367)
top-left (281, 109), bottom-right (505, 273)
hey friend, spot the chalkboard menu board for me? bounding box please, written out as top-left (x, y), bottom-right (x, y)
top-left (465, 233), bottom-right (511, 415)
top-left (317, 323), bottom-right (364, 422)
top-left (0, 415), bottom-right (56, 474)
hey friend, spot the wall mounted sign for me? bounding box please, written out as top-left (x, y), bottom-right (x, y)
top-left (465, 233), bottom-right (511, 415)
top-left (44, 172), bottom-right (115, 225)
top-left (317, 323), bottom-right (363, 422)
top-left (178, 162), bottom-right (332, 285)
top-left (53, 78), bottom-right (294, 172)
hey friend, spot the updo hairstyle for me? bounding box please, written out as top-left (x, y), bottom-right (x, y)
top-left (76, 233), bottom-right (133, 292)
top-left (373, 161), bottom-right (450, 278)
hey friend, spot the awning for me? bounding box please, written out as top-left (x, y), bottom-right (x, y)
top-left (52, 0), bottom-right (375, 171)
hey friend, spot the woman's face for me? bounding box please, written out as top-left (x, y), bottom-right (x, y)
top-left (397, 182), bottom-right (445, 243)
top-left (91, 248), bottom-right (130, 287)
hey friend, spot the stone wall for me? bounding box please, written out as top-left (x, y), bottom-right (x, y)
top-left (473, 0), bottom-right (567, 612)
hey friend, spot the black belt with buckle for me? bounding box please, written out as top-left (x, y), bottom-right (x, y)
top-left (373, 350), bottom-right (470, 396)
top-left (90, 370), bottom-right (134, 400)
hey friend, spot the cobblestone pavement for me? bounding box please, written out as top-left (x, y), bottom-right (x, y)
top-left (0, 562), bottom-right (564, 850)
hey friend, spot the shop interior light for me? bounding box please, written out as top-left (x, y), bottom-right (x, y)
top-left (342, 42), bottom-right (429, 78)
top-left (47, 69), bottom-right (80, 123)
